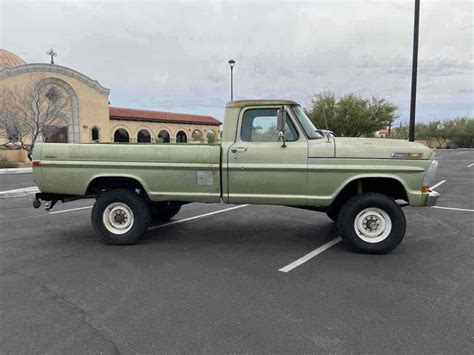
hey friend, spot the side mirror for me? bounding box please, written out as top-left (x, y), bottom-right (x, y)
top-left (277, 108), bottom-right (287, 148)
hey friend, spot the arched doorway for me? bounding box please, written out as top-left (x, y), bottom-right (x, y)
top-left (176, 130), bottom-right (187, 143)
top-left (114, 128), bottom-right (129, 143)
top-left (157, 130), bottom-right (170, 143)
top-left (35, 78), bottom-right (79, 143)
top-left (137, 129), bottom-right (151, 143)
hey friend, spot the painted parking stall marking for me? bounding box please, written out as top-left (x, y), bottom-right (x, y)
top-left (49, 206), bottom-right (93, 214)
top-left (0, 186), bottom-right (39, 199)
top-left (48, 204), bottom-right (249, 223)
top-left (431, 206), bottom-right (474, 212)
top-left (148, 204), bottom-right (249, 230)
top-left (278, 237), bottom-right (342, 273)
top-left (430, 180), bottom-right (446, 190)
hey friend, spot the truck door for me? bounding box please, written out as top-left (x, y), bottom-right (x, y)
top-left (227, 106), bottom-right (308, 205)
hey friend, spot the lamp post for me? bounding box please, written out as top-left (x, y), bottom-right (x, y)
top-left (408, 0), bottom-right (420, 142)
top-left (228, 59), bottom-right (235, 101)
top-left (46, 48), bottom-right (57, 64)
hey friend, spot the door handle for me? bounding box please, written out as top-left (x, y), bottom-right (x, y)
top-left (231, 147), bottom-right (247, 153)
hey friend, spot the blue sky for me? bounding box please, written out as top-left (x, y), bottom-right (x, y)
top-left (1, 0), bottom-right (472, 124)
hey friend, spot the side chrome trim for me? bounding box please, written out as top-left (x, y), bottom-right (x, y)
top-left (40, 161), bottom-right (220, 169)
top-left (307, 163), bottom-right (425, 173)
top-left (227, 163), bottom-right (307, 171)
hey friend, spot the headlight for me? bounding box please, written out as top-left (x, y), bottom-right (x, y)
top-left (423, 160), bottom-right (438, 190)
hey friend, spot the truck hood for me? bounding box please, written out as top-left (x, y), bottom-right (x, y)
top-left (334, 137), bottom-right (434, 159)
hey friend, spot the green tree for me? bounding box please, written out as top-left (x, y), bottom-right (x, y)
top-left (306, 91), bottom-right (397, 137)
top-left (448, 118), bottom-right (474, 148)
top-left (391, 118), bottom-right (474, 148)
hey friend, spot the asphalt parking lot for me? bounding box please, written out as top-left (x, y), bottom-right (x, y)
top-left (1, 149), bottom-right (473, 353)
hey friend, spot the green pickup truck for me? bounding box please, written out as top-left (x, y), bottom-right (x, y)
top-left (32, 100), bottom-right (439, 253)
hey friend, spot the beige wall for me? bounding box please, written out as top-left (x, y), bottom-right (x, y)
top-left (0, 69), bottom-right (110, 145)
top-left (0, 149), bottom-right (28, 162)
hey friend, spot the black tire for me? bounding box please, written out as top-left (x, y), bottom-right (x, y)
top-left (325, 205), bottom-right (340, 222)
top-left (91, 189), bottom-right (150, 245)
top-left (337, 193), bottom-right (406, 254)
top-left (149, 202), bottom-right (181, 223)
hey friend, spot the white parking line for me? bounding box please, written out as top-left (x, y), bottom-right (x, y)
top-left (0, 186), bottom-right (39, 194)
top-left (278, 237), bottom-right (342, 273)
top-left (468, 163), bottom-right (474, 168)
top-left (49, 206), bottom-right (93, 214)
top-left (431, 206), bottom-right (474, 212)
top-left (0, 167), bottom-right (32, 175)
top-left (0, 186), bottom-right (40, 199)
top-left (430, 180), bottom-right (447, 190)
top-left (148, 204), bottom-right (249, 230)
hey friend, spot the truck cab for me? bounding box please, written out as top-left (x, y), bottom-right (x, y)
top-left (222, 100), bottom-right (330, 205)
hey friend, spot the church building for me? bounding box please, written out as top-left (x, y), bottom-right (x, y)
top-left (0, 49), bottom-right (222, 158)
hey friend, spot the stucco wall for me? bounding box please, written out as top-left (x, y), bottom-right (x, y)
top-left (0, 149), bottom-right (28, 162)
top-left (0, 66), bottom-right (110, 144)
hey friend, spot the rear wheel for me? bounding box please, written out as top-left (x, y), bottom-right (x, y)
top-left (91, 189), bottom-right (150, 245)
top-left (149, 202), bottom-right (181, 223)
top-left (337, 193), bottom-right (406, 254)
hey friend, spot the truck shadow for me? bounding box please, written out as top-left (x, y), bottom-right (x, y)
top-left (143, 208), bottom-right (341, 255)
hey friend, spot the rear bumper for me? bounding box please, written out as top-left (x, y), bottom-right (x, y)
top-left (426, 190), bottom-right (440, 206)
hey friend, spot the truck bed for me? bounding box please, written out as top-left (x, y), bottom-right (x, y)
top-left (32, 143), bottom-right (222, 203)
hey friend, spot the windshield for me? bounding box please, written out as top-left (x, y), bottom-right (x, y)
top-left (291, 105), bottom-right (323, 139)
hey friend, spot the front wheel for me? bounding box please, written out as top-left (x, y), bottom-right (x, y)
top-left (337, 193), bottom-right (406, 254)
top-left (91, 189), bottom-right (150, 245)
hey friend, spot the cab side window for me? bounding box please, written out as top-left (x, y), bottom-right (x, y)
top-left (240, 108), bottom-right (298, 142)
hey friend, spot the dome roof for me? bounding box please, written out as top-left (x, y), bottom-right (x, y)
top-left (0, 49), bottom-right (26, 68)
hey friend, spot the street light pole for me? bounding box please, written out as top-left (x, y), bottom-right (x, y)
top-left (228, 59), bottom-right (235, 101)
top-left (408, 0), bottom-right (420, 142)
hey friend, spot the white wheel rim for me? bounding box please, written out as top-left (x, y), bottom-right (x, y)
top-left (354, 207), bottom-right (392, 243)
top-left (102, 202), bottom-right (134, 235)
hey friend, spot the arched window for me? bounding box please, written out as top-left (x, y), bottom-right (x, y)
top-left (157, 130), bottom-right (170, 143)
top-left (137, 129), bottom-right (151, 143)
top-left (91, 127), bottom-right (99, 142)
top-left (207, 130), bottom-right (217, 144)
top-left (192, 129), bottom-right (203, 143)
top-left (176, 130), bottom-right (187, 143)
top-left (114, 128), bottom-right (129, 143)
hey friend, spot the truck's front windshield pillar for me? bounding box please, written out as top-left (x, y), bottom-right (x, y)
top-left (290, 105), bottom-right (324, 139)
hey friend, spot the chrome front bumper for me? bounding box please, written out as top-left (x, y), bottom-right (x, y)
top-left (426, 190), bottom-right (440, 206)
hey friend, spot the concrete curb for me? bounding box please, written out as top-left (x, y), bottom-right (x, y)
top-left (0, 186), bottom-right (39, 199)
top-left (0, 167), bottom-right (32, 175)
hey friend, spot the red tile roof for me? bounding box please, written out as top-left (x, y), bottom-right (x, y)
top-left (109, 107), bottom-right (222, 126)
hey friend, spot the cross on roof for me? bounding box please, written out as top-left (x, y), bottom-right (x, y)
top-left (46, 48), bottom-right (57, 64)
